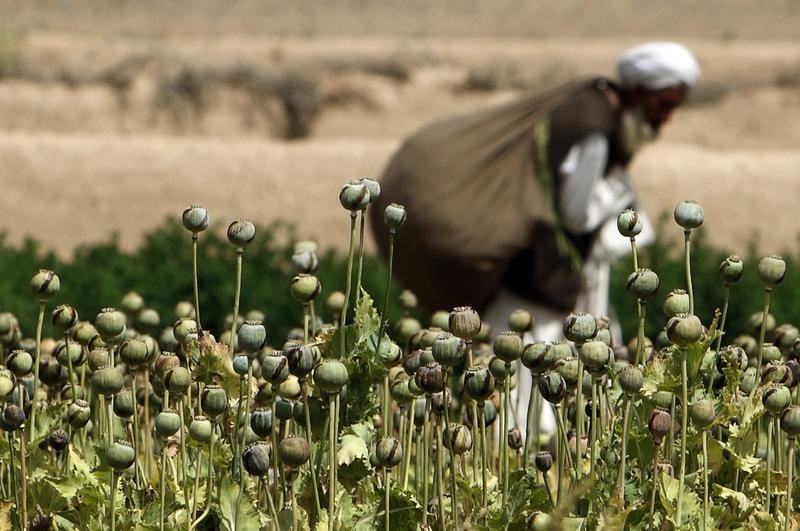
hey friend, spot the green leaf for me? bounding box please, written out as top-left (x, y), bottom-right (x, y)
top-left (217, 476), bottom-right (260, 531)
top-left (657, 470), bottom-right (701, 525)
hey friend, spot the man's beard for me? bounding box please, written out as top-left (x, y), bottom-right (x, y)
top-left (620, 107), bottom-right (657, 159)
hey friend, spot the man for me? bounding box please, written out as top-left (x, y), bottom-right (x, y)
top-left (371, 42), bottom-right (700, 428)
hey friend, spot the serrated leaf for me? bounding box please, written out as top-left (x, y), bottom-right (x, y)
top-left (657, 470), bottom-right (701, 524)
top-left (338, 433), bottom-right (369, 467)
top-left (713, 484), bottom-right (752, 513)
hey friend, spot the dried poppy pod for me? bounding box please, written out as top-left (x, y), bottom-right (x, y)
top-left (443, 423), bottom-right (473, 455)
top-left (763, 384), bottom-right (792, 416)
top-left (290, 274), bottom-right (321, 303)
top-left (689, 399), bottom-right (715, 430)
top-left (716, 345), bottom-right (748, 373)
top-left (415, 362), bottom-right (444, 394)
top-left (538, 371), bottom-right (567, 404)
top-left (666, 313), bottom-right (703, 346)
top-left (339, 180), bottom-right (371, 211)
top-left (626, 268), bottom-right (660, 300)
top-left (762, 361), bottom-right (792, 386)
top-left (507, 427), bottom-right (523, 452)
top-left (182, 205), bottom-right (209, 233)
top-left (52, 305), bottom-right (79, 332)
top-left (383, 203), bottom-right (407, 231)
top-left (781, 406), bottom-right (800, 438)
top-left (617, 209), bottom-right (643, 238)
top-left (241, 442), bottom-right (271, 477)
top-left (155, 352), bottom-right (180, 378)
top-left (493, 331), bottom-right (524, 363)
top-left (449, 307), bottom-right (481, 341)
top-left (227, 219), bottom-right (256, 248)
top-left (673, 200), bottom-right (704, 230)
top-left (563, 312), bottom-right (597, 344)
top-left (279, 435), bottom-right (311, 469)
top-left (648, 408), bottom-right (672, 442)
top-left (29, 269), bottom-right (60, 300)
top-left (190, 416), bottom-right (213, 442)
top-left (757, 255), bottom-right (786, 287)
top-left (47, 429), bottom-right (70, 452)
top-left (719, 255), bottom-right (744, 285)
top-left (107, 440), bottom-right (136, 471)
top-left (375, 436), bottom-right (403, 469)
top-left (534, 451), bottom-right (553, 473)
top-left (663, 290), bottom-right (690, 318)
top-left (2, 403), bottom-right (25, 430)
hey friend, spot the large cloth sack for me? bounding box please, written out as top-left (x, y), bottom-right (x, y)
top-left (371, 79), bottom-right (596, 313)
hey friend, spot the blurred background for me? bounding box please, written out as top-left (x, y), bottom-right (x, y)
top-left (0, 0), bottom-right (799, 340)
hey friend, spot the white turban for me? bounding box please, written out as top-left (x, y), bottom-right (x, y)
top-left (618, 42), bottom-right (701, 90)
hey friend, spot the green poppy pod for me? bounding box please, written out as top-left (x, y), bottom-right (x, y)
top-left (120, 291), bottom-right (144, 318)
top-left (463, 366), bottom-right (494, 402)
top-left (579, 340), bottom-right (611, 375)
top-left (507, 309), bottom-right (534, 335)
top-left (493, 332), bottom-right (524, 363)
top-left (449, 306), bottom-right (481, 341)
top-left (189, 416), bottom-right (214, 442)
top-left (54, 342), bottom-right (85, 368)
top-left (617, 209), bottom-right (643, 238)
top-left (313, 360), bottom-right (349, 392)
top-left (673, 200), bottom-right (704, 230)
top-left (242, 442), bottom-right (271, 476)
top-left (563, 312), bottom-right (597, 344)
top-left (119, 339), bottom-right (149, 368)
top-left (232, 354), bottom-right (250, 376)
top-left (689, 399), bottom-right (715, 429)
top-left (618, 365), bottom-right (644, 395)
top-left (418, 347), bottom-right (435, 367)
top-left (666, 313), bottom-right (703, 347)
top-left (29, 269), bottom-right (60, 300)
top-left (339, 181), bottom-right (370, 211)
top-left (52, 305), bottom-right (79, 331)
top-left (0, 369), bottom-right (15, 398)
top-left (384, 203), bottom-right (407, 231)
top-left (274, 397), bottom-right (295, 421)
top-left (87, 348), bottom-right (110, 372)
top-left (757, 255), bottom-right (786, 287)
top-left (138, 308), bottom-right (160, 332)
top-left (292, 397), bottom-right (327, 435)
top-left (780, 406), bottom-right (800, 437)
top-left (762, 344), bottom-right (782, 365)
top-left (774, 324), bottom-right (799, 353)
top-left (92, 366), bottom-right (124, 396)
top-left (39, 355), bottom-right (66, 387)
top-left (521, 341), bottom-right (553, 374)
top-left (538, 371), bottom-right (567, 404)
top-left (200, 384), bottom-right (228, 419)
top-left (375, 436), bottom-right (403, 468)
top-left (279, 435), bottom-right (311, 468)
top-left (261, 354), bottom-right (290, 384)
top-left (154, 409), bottom-right (182, 437)
top-left (286, 344), bottom-right (320, 379)
top-left (164, 367), bottom-right (192, 395)
top-left (403, 350), bottom-right (423, 377)
top-left (290, 274), bottom-right (321, 303)
top-left (106, 440), bottom-right (136, 471)
top-left (394, 317), bottom-right (421, 347)
top-left (7, 350), bottom-right (33, 377)
top-left (407, 377), bottom-right (424, 397)
top-left (432, 333), bottom-right (466, 367)
top-left (250, 407), bottom-right (274, 438)
top-left (443, 423), bottom-right (473, 455)
top-left (390, 378), bottom-right (415, 405)
top-left (227, 219), bottom-right (256, 248)
top-left (428, 311), bottom-right (450, 331)
top-left (626, 268), bottom-right (660, 300)
top-left (763, 384), bottom-right (792, 416)
top-left (61, 383), bottom-right (85, 401)
top-left (762, 362), bottom-right (792, 386)
top-left (291, 248), bottom-right (319, 274)
top-left (549, 341), bottom-right (574, 364)
top-left (68, 399), bottom-right (91, 428)
top-left (648, 408), bottom-right (672, 442)
top-left (488, 356), bottom-right (517, 382)
top-left (173, 318), bottom-right (198, 346)
top-left (237, 320), bottom-right (267, 354)
top-left (555, 358), bottom-right (580, 389)
top-left (415, 362), bottom-right (444, 394)
top-left (719, 255), bottom-right (744, 285)
top-left (95, 308), bottom-right (126, 342)
top-left (739, 367), bottom-right (758, 395)
top-left (182, 205), bottom-right (209, 233)
top-left (478, 400), bottom-right (499, 428)
top-left (71, 322), bottom-right (97, 346)
top-left (254, 382), bottom-right (273, 406)
top-left (114, 390), bottom-right (135, 418)
top-left (277, 376), bottom-right (302, 401)
top-left (359, 177), bottom-right (381, 204)
top-left (652, 391), bottom-right (674, 410)
top-left (595, 328), bottom-right (612, 347)
top-left (325, 291), bottom-right (346, 317)
top-left (174, 301), bottom-right (196, 320)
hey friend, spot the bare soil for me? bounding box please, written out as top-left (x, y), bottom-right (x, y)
top-left (1, 3), bottom-right (799, 257)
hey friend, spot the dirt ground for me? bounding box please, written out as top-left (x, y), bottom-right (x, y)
top-left (1, 2), bottom-right (799, 257)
